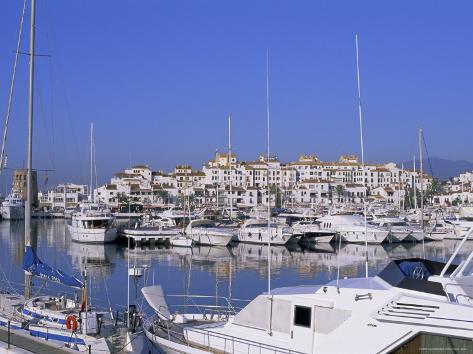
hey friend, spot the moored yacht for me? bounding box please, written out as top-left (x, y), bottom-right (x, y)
top-left (237, 218), bottom-right (295, 245)
top-left (67, 202), bottom-right (117, 243)
top-left (185, 219), bottom-right (234, 246)
top-left (0, 191), bottom-right (24, 220)
top-left (291, 220), bottom-right (335, 243)
top-left (370, 216), bottom-right (412, 242)
top-left (317, 214), bottom-right (389, 244)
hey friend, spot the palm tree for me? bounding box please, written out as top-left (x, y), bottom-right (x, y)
top-left (269, 184), bottom-right (282, 209)
top-left (335, 185), bottom-right (345, 203)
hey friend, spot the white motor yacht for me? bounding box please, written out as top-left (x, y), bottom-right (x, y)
top-left (317, 214), bottom-right (388, 244)
top-left (0, 192), bottom-right (24, 220)
top-left (185, 219), bottom-right (233, 246)
top-left (67, 202), bottom-right (117, 243)
top-left (237, 218), bottom-right (295, 245)
top-left (370, 216), bottom-right (412, 242)
top-left (291, 220), bottom-right (335, 243)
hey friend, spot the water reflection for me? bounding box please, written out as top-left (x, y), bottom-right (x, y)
top-left (0, 219), bottom-right (472, 309)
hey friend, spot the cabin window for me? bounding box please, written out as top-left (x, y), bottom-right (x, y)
top-left (294, 305), bottom-right (311, 328)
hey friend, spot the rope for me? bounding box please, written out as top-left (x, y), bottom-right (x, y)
top-left (0, 0), bottom-right (27, 174)
top-left (422, 133), bottom-right (434, 178)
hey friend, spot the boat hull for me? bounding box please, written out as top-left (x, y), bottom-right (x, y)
top-left (191, 233), bottom-right (233, 246)
top-left (144, 326), bottom-right (210, 354)
top-left (0, 206), bottom-right (25, 220)
top-left (67, 224), bottom-right (117, 243)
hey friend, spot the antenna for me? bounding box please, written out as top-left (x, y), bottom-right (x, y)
top-left (355, 34), bottom-right (369, 278)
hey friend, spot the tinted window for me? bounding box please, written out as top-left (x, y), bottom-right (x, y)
top-left (294, 306), bottom-right (311, 328)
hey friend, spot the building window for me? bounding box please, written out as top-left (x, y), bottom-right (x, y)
top-left (294, 306), bottom-right (311, 328)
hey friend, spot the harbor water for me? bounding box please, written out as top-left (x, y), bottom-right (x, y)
top-left (1, 219), bottom-right (471, 313)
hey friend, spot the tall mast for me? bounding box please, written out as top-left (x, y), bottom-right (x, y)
top-left (400, 163), bottom-right (404, 211)
top-left (355, 34), bottom-right (369, 279)
top-left (228, 114), bottom-right (233, 221)
top-left (419, 128), bottom-right (424, 234)
top-left (89, 123), bottom-right (94, 202)
top-left (413, 155), bottom-right (417, 209)
top-left (266, 50), bottom-right (271, 298)
top-left (24, 0), bottom-right (36, 300)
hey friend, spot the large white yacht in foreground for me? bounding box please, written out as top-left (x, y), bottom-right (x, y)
top-left (0, 192), bottom-right (24, 220)
top-left (67, 202), bottom-right (117, 243)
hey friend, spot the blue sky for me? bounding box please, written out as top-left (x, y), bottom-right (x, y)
top-left (0, 0), bottom-right (472, 189)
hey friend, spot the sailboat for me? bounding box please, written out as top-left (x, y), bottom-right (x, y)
top-left (0, 1), bottom-right (135, 351)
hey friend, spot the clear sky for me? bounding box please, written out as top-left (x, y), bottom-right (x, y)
top-left (0, 0), bottom-right (472, 190)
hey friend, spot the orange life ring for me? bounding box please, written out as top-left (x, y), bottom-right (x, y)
top-left (65, 315), bottom-right (78, 332)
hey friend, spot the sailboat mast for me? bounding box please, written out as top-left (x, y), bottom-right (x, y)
top-left (413, 155), bottom-right (417, 209)
top-left (355, 34), bottom-right (369, 279)
top-left (266, 51), bottom-right (271, 297)
top-left (228, 115), bottom-right (233, 221)
top-left (419, 128), bottom-right (424, 230)
top-left (24, 0), bottom-right (36, 300)
top-left (90, 123), bottom-right (94, 202)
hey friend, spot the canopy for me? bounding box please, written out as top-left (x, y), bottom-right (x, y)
top-left (23, 246), bottom-right (83, 289)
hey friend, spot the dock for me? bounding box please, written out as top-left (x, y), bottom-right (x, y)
top-left (0, 327), bottom-right (76, 353)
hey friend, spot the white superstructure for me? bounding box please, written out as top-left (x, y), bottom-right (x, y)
top-left (0, 192), bottom-right (24, 220)
top-left (67, 202), bottom-right (117, 243)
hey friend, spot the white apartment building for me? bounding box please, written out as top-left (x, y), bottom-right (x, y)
top-left (38, 183), bottom-right (88, 210)
top-left (94, 153), bottom-right (431, 209)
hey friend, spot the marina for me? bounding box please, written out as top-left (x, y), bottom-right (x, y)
top-left (0, 219), bottom-right (472, 352)
top-left (0, 0), bottom-right (472, 352)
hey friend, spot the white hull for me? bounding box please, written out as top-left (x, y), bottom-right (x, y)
top-left (0, 205), bottom-right (24, 220)
top-left (237, 229), bottom-right (293, 245)
top-left (424, 232), bottom-right (446, 241)
top-left (339, 229), bottom-right (388, 244)
top-left (388, 230), bottom-right (411, 243)
top-left (171, 236), bottom-right (194, 247)
top-left (145, 326), bottom-right (210, 354)
top-left (298, 234), bottom-right (334, 243)
top-left (189, 231), bottom-right (233, 246)
top-left (67, 224), bottom-right (117, 243)
top-left (120, 227), bottom-right (179, 237)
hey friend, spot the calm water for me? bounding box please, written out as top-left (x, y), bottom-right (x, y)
top-left (0, 219), bottom-right (472, 314)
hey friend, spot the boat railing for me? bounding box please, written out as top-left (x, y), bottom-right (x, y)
top-left (166, 294), bottom-right (250, 317)
top-left (145, 316), bottom-right (305, 354)
top-left (444, 282), bottom-right (473, 304)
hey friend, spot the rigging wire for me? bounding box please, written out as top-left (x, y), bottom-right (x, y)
top-left (0, 0), bottom-right (27, 174)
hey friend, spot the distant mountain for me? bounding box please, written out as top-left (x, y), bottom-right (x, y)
top-left (400, 157), bottom-right (473, 181)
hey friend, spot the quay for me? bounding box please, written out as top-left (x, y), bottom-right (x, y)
top-left (0, 327), bottom-right (76, 353)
